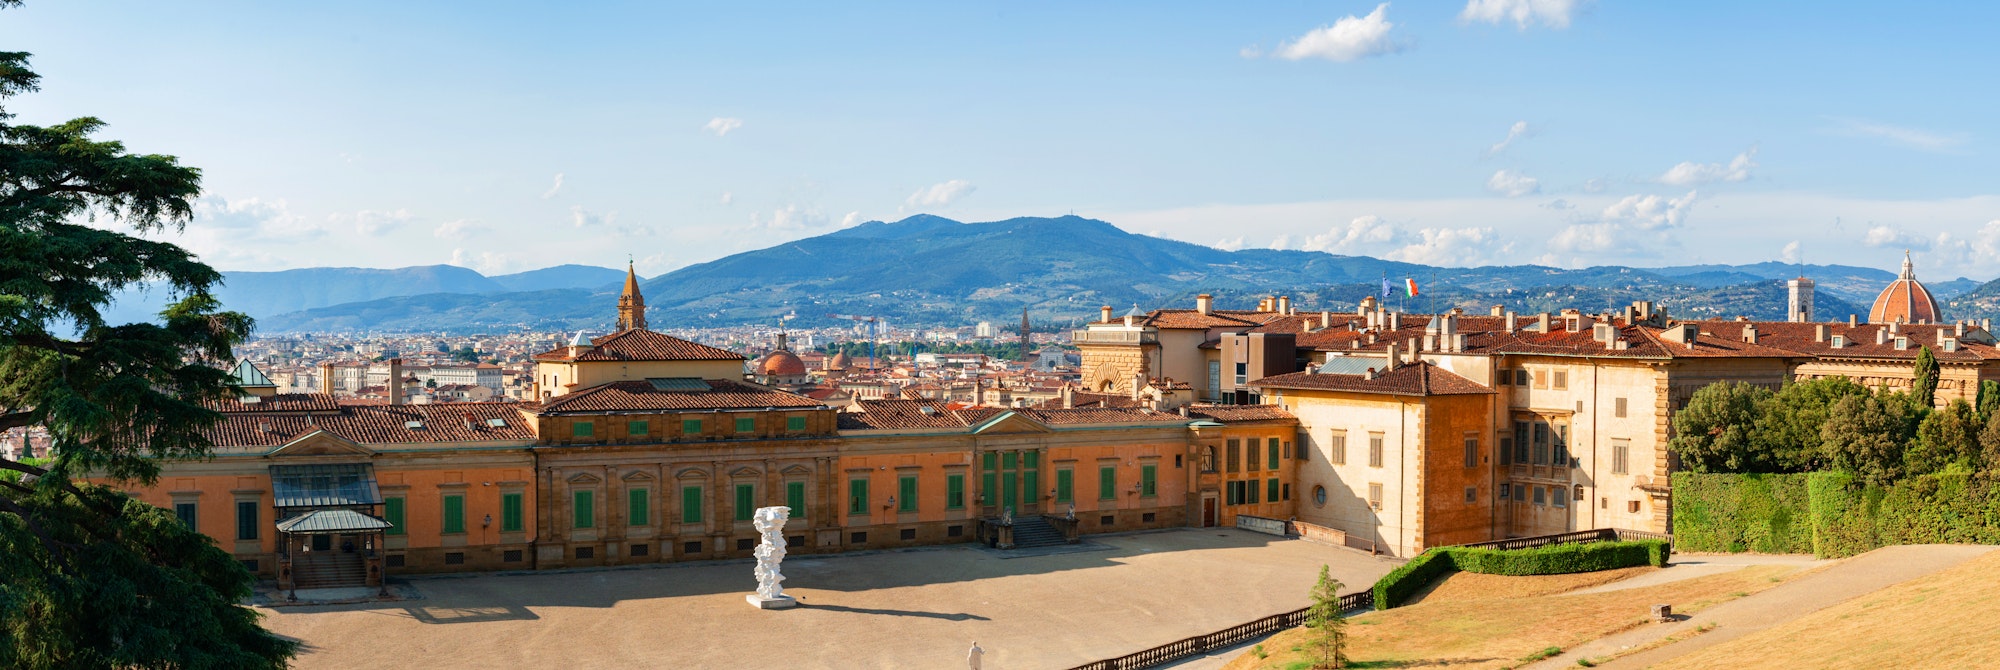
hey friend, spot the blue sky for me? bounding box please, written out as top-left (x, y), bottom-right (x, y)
top-left (9, 1), bottom-right (2000, 279)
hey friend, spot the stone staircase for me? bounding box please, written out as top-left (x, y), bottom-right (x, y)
top-left (1010, 515), bottom-right (1069, 549)
top-left (292, 551), bottom-right (368, 589)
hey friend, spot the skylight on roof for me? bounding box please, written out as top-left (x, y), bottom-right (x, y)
top-left (405, 420), bottom-right (425, 430)
top-left (486, 418), bottom-right (507, 428)
top-left (647, 378), bottom-right (712, 392)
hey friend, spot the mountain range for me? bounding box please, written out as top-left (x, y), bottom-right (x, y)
top-left (106, 215), bottom-right (1994, 334)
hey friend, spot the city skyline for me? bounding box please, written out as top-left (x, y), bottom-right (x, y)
top-left (9, 1), bottom-right (1999, 278)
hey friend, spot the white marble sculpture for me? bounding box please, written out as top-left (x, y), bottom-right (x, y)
top-left (746, 505), bottom-right (796, 609)
top-left (967, 641), bottom-right (984, 670)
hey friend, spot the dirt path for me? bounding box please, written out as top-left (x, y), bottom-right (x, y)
top-left (1524, 544), bottom-right (1999, 669)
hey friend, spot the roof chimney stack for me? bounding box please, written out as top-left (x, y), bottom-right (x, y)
top-left (1100, 305), bottom-right (1113, 323)
top-left (1277, 295), bottom-right (1291, 314)
top-left (388, 358), bottom-right (405, 405)
top-left (1195, 294), bottom-right (1213, 315)
top-left (319, 362), bottom-right (336, 396)
top-left (1490, 305), bottom-right (1505, 317)
top-left (1384, 341), bottom-right (1399, 371)
top-left (1815, 323), bottom-right (1828, 343)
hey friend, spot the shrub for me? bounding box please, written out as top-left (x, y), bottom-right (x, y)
top-left (1670, 472), bottom-right (1813, 553)
top-left (1373, 548), bottom-right (1457, 609)
top-left (1371, 540), bottom-right (1667, 609)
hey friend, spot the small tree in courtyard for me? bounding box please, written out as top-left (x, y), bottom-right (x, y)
top-left (1303, 565), bottom-right (1349, 669)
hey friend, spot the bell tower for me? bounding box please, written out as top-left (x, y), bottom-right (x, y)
top-left (616, 260), bottom-right (647, 332)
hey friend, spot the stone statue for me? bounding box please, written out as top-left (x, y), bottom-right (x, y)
top-left (746, 506), bottom-right (797, 609)
top-left (1066, 502), bottom-right (1076, 520)
top-left (967, 641), bottom-right (984, 670)
top-left (1000, 508), bottom-right (1013, 526)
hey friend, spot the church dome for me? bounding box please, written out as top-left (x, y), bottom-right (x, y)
top-left (1869, 252), bottom-right (1942, 324)
top-left (828, 351), bottom-right (852, 370)
top-left (757, 349), bottom-right (808, 377)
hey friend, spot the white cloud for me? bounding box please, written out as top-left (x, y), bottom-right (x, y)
top-left (703, 117), bottom-right (744, 137)
top-left (1384, 227), bottom-right (1505, 266)
top-left (1542, 198), bottom-right (1574, 211)
top-left (432, 219), bottom-right (486, 240)
top-left (1459, 0), bottom-right (1585, 29)
top-left (840, 211), bottom-right (861, 228)
top-left (1659, 147), bottom-right (1757, 185)
top-left (569, 206), bottom-right (616, 228)
top-left (342, 209), bottom-right (412, 237)
top-left (905, 179), bottom-right (977, 209)
top-left (754, 205), bottom-right (830, 231)
top-left (1926, 221), bottom-right (2000, 272)
top-left (1781, 240), bottom-right (1802, 264)
top-left (719, 191), bottom-right (734, 206)
top-left (190, 196), bottom-right (322, 239)
top-left (1582, 178), bottom-right (1607, 193)
top-left (1268, 234), bottom-right (1294, 250)
top-left (1238, 45), bottom-right (1262, 59)
top-left (1547, 222), bottom-right (1619, 254)
top-left (1488, 121), bottom-right (1530, 156)
top-left (1863, 225), bottom-right (1928, 249)
top-left (1826, 118), bottom-right (1969, 153)
top-left (449, 248), bottom-right (521, 275)
top-left (1601, 190), bottom-right (1698, 230)
top-left (1487, 169), bottom-right (1541, 197)
top-left (540, 173), bottom-right (564, 199)
top-left (1214, 237), bottom-right (1246, 251)
top-left (1274, 4), bottom-right (1403, 62)
top-left (1301, 215), bottom-right (1399, 253)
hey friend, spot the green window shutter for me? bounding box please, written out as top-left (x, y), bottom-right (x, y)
top-left (1099, 466), bottom-right (1116, 500)
top-left (501, 493), bottom-right (523, 532)
top-left (383, 497), bottom-right (405, 536)
top-left (1023, 451), bottom-right (1039, 469)
top-left (786, 481), bottom-right (806, 518)
top-left (946, 474), bottom-right (965, 509)
top-left (682, 486), bottom-right (703, 524)
top-left (174, 502), bottom-right (199, 532)
top-left (1002, 451), bottom-right (1018, 470)
top-left (735, 417), bottom-right (755, 433)
top-left (1268, 438), bottom-right (1280, 469)
top-left (571, 491), bottom-right (593, 529)
top-left (629, 488), bottom-right (650, 527)
top-left (981, 472), bottom-right (996, 506)
top-left (1267, 478), bottom-right (1280, 503)
top-left (849, 478), bottom-right (869, 515)
top-left (683, 419), bottom-right (702, 436)
top-left (787, 416), bottom-right (806, 431)
top-left (1056, 470), bottom-right (1073, 503)
top-left (1023, 469), bottom-right (1038, 508)
top-left (442, 494), bottom-right (466, 534)
top-left (898, 476), bottom-right (917, 512)
top-left (735, 484), bottom-right (755, 521)
top-left (572, 421), bottom-right (594, 438)
top-left (1141, 465), bottom-right (1157, 497)
top-left (983, 452), bottom-right (997, 471)
top-left (236, 501), bottom-right (258, 541)
top-left (628, 420), bottom-right (649, 436)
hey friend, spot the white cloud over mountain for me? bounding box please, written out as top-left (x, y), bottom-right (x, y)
top-left (1274, 4), bottom-right (1403, 62)
top-left (906, 179), bottom-right (976, 209)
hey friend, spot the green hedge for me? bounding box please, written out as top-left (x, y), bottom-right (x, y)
top-left (1670, 472), bottom-right (1814, 553)
top-left (1372, 540), bottom-right (1670, 609)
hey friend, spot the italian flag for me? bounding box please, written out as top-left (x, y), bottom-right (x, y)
top-left (1405, 278), bottom-right (1420, 297)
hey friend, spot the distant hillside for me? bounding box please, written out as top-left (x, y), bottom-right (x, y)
top-left (102, 263), bottom-right (625, 326)
top-left (490, 264), bottom-right (629, 292)
top-left (245, 216), bottom-right (1913, 334)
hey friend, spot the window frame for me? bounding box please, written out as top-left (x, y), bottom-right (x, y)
top-left (628, 487), bottom-right (651, 527)
top-left (383, 496), bottom-right (404, 536)
top-left (1368, 432), bottom-right (1385, 468)
top-left (442, 493), bottom-right (466, 534)
top-left (569, 490), bottom-right (592, 530)
top-left (681, 485), bottom-right (704, 524)
top-left (1098, 466), bottom-right (1117, 501)
top-left (501, 492), bottom-right (524, 532)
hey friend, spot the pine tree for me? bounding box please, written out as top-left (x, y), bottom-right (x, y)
top-left (1913, 345), bottom-right (1941, 410)
top-left (1977, 380), bottom-right (2000, 422)
top-left (1303, 565), bottom-right (1349, 669)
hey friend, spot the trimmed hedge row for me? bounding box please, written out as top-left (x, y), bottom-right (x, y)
top-left (1372, 540), bottom-right (1671, 609)
top-left (1670, 472), bottom-right (1814, 554)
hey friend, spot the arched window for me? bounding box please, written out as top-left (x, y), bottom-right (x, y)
top-left (1312, 485), bottom-right (1327, 508)
top-left (1200, 446), bottom-right (1216, 473)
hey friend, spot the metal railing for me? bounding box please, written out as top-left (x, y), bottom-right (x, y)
top-left (1067, 590), bottom-right (1374, 670)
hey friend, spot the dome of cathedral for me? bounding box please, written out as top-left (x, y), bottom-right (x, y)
top-left (757, 349), bottom-right (808, 377)
top-left (828, 351), bottom-right (852, 370)
top-left (1869, 252), bottom-right (1942, 324)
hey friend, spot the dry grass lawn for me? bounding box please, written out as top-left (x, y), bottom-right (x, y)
top-left (1223, 564), bottom-right (1803, 670)
top-left (1655, 550), bottom-right (2000, 670)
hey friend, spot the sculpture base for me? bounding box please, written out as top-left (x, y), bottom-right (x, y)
top-left (746, 593), bottom-right (797, 610)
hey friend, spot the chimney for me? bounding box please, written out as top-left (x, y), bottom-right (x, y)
top-left (1320, 310), bottom-right (1331, 330)
top-left (1407, 337), bottom-right (1421, 362)
top-left (1131, 373), bottom-right (1146, 401)
top-left (1742, 324), bottom-right (1758, 344)
top-left (1196, 294), bottom-right (1214, 315)
top-left (1277, 295), bottom-right (1291, 314)
top-left (1849, 314), bottom-right (1859, 327)
top-left (319, 362), bottom-right (336, 396)
top-left (1536, 313), bottom-right (1551, 333)
top-left (1388, 312), bottom-right (1401, 330)
top-left (1061, 384), bottom-right (1075, 409)
top-left (1814, 323), bottom-right (1828, 343)
top-left (1577, 314), bottom-right (1594, 334)
top-left (388, 358), bottom-right (404, 405)
top-left (1876, 328), bottom-right (1889, 345)
top-left (1490, 305), bottom-right (1505, 317)
top-left (1257, 296), bottom-right (1271, 312)
top-left (1100, 305), bottom-right (1113, 323)
top-left (1454, 333), bottom-right (1467, 352)
top-left (1956, 321), bottom-right (1967, 337)
top-left (1622, 305), bottom-right (1636, 325)
top-left (1384, 341), bottom-right (1399, 371)
top-left (1505, 312), bottom-right (1518, 334)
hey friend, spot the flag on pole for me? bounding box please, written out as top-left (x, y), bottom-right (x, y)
top-left (1380, 275), bottom-right (1392, 299)
top-left (1405, 278), bottom-right (1420, 297)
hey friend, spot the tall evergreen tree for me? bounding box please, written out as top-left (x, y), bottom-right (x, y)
top-left (1303, 565), bottom-right (1349, 669)
top-left (1977, 380), bottom-right (2000, 422)
top-left (0, 3), bottom-right (297, 666)
top-left (1912, 345), bottom-right (1941, 410)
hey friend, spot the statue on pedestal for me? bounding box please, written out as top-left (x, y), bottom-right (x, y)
top-left (746, 506), bottom-right (797, 609)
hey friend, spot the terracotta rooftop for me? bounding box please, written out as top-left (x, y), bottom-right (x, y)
top-left (535, 379), bottom-right (823, 414)
top-left (1016, 407), bottom-right (1190, 425)
top-left (532, 329), bottom-right (744, 363)
top-left (1251, 362), bottom-right (1493, 397)
top-left (211, 394), bottom-right (343, 413)
top-left (1674, 320), bottom-right (2000, 362)
top-left (205, 401), bottom-right (536, 448)
top-left (836, 399), bottom-right (1007, 430)
top-left (1184, 404), bottom-right (1297, 422)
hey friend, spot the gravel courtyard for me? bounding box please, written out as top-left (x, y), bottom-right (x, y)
top-left (261, 529), bottom-right (1400, 669)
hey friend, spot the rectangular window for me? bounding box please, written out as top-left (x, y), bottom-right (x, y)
top-left (1141, 465), bottom-right (1157, 497)
top-left (735, 417), bottom-right (756, 433)
top-left (1368, 432), bottom-right (1385, 468)
top-left (1532, 486), bottom-right (1546, 505)
top-left (1532, 368), bottom-right (1546, 389)
top-left (1465, 486), bottom-right (1477, 504)
top-left (1331, 432), bottom-right (1347, 465)
top-left (1513, 483), bottom-right (1525, 501)
top-left (1367, 483), bottom-right (1383, 510)
top-left (983, 451), bottom-right (998, 471)
top-left (1553, 487), bottom-right (1568, 508)
top-left (945, 474), bottom-right (965, 509)
top-left (572, 421), bottom-right (595, 438)
top-left (1499, 437), bottom-right (1512, 465)
top-left (1268, 438), bottom-right (1281, 470)
top-left (1234, 361), bottom-right (1247, 385)
top-left (1099, 466), bottom-right (1116, 500)
top-left (898, 475), bottom-right (918, 512)
top-left (1247, 477), bottom-right (1261, 504)
top-left (1266, 477), bottom-right (1279, 503)
top-left (568, 491), bottom-right (590, 530)
top-left (1533, 423), bottom-right (1549, 465)
top-left (1022, 453), bottom-right (1038, 512)
top-left (1515, 369), bottom-right (1529, 386)
top-left (1055, 469), bottom-right (1073, 503)
top-left (628, 488), bottom-right (650, 527)
top-left (1612, 438), bottom-right (1630, 475)
top-left (1497, 368), bottom-right (1510, 385)
top-left (1614, 397), bottom-right (1628, 418)
top-left (1246, 440), bottom-right (1260, 472)
top-left (682, 419), bottom-right (703, 435)
top-left (735, 484), bottom-right (755, 521)
top-left (628, 420), bottom-right (649, 437)
top-left (1464, 434), bottom-right (1479, 468)
top-left (1555, 424), bottom-right (1571, 466)
top-left (442, 493), bottom-right (465, 534)
top-left (501, 492), bottom-right (523, 532)
top-left (787, 416), bottom-right (807, 431)
top-left (848, 478), bottom-right (869, 515)
top-left (1514, 421), bottom-right (1531, 463)
top-left (1003, 451), bottom-right (1018, 470)
top-left (682, 486), bottom-right (703, 524)
top-left (1553, 370), bottom-right (1568, 390)
top-left (786, 481), bottom-right (807, 517)
top-left (1226, 439), bottom-right (1240, 473)
top-left (382, 497), bottom-right (404, 536)
top-left (174, 502), bottom-right (199, 532)
top-left (1225, 481), bottom-right (1238, 505)
top-left (1499, 484), bottom-right (1510, 500)
top-left (1208, 360), bottom-right (1222, 398)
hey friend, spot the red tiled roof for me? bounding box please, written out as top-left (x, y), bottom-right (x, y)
top-left (211, 394), bottom-right (342, 413)
top-left (1184, 404), bottom-right (1297, 422)
top-left (1251, 362), bottom-right (1493, 397)
top-left (1674, 320), bottom-right (2000, 362)
top-left (535, 379), bottom-right (822, 414)
top-left (836, 399), bottom-right (1006, 430)
top-left (533, 329), bottom-right (743, 363)
top-left (205, 402), bottom-right (536, 447)
top-left (1015, 407), bottom-right (1190, 425)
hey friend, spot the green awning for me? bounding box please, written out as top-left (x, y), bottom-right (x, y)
top-left (276, 509), bottom-right (392, 535)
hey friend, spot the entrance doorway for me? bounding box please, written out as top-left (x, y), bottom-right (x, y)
top-left (1201, 493), bottom-right (1218, 528)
